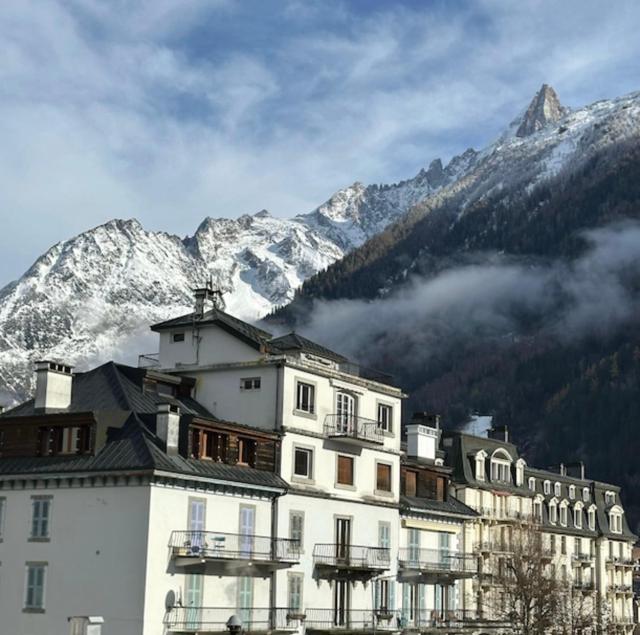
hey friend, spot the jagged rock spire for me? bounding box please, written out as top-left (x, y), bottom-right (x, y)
top-left (516, 84), bottom-right (567, 137)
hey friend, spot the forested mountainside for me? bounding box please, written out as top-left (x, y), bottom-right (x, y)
top-left (272, 125), bottom-right (640, 531)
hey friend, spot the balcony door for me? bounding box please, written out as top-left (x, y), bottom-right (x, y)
top-left (185, 574), bottom-right (203, 629)
top-left (336, 392), bottom-right (356, 434)
top-left (189, 499), bottom-right (205, 553)
top-left (408, 528), bottom-right (420, 566)
top-left (336, 517), bottom-right (351, 563)
top-left (239, 506), bottom-right (255, 558)
top-left (333, 580), bottom-right (350, 626)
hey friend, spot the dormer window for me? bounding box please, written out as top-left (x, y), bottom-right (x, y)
top-left (549, 500), bottom-right (558, 524)
top-left (533, 496), bottom-right (543, 522)
top-left (608, 507), bottom-right (623, 534)
top-left (588, 506), bottom-right (596, 531)
top-left (559, 502), bottom-right (568, 527)
top-left (490, 450), bottom-right (512, 484)
top-left (554, 482), bottom-right (561, 497)
top-left (544, 480), bottom-right (551, 495)
top-left (475, 451), bottom-right (487, 482)
top-left (528, 477), bottom-right (536, 492)
top-left (38, 426), bottom-right (91, 456)
top-left (605, 491), bottom-right (616, 506)
top-left (574, 503), bottom-right (583, 529)
top-left (569, 485), bottom-right (575, 500)
top-left (583, 487), bottom-right (590, 502)
top-left (515, 459), bottom-right (525, 487)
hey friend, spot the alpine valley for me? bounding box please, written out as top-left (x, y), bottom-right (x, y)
top-left (3, 84), bottom-right (640, 534)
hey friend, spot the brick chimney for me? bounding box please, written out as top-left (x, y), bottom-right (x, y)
top-left (34, 361), bottom-right (73, 410)
top-left (157, 403), bottom-right (180, 455)
top-left (406, 412), bottom-right (440, 461)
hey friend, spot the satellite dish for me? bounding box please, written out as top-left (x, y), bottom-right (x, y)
top-left (165, 590), bottom-right (176, 611)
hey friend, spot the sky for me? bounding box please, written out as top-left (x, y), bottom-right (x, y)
top-left (1, 0), bottom-right (639, 287)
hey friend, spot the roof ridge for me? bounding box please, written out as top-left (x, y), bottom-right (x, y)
top-left (105, 362), bottom-right (135, 410)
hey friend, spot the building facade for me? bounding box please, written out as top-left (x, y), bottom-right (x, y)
top-left (0, 289), bottom-right (636, 635)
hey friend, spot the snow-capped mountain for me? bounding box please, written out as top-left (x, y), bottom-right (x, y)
top-left (2, 84), bottom-right (640, 404)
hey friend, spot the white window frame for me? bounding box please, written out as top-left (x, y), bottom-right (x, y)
top-left (295, 380), bottom-right (316, 415)
top-left (376, 403), bottom-right (393, 433)
top-left (605, 491), bottom-right (616, 506)
top-left (240, 377), bottom-right (261, 391)
top-left (549, 500), bottom-right (558, 524)
top-left (292, 446), bottom-right (313, 480)
top-left (554, 482), bottom-right (561, 497)
top-left (30, 497), bottom-right (51, 540)
top-left (574, 506), bottom-right (582, 529)
top-left (533, 497), bottom-right (543, 522)
top-left (528, 477), bottom-right (536, 492)
top-left (559, 502), bottom-right (568, 527)
top-left (582, 487), bottom-right (590, 502)
top-left (24, 562), bottom-right (47, 611)
top-left (609, 508), bottom-right (623, 534)
top-left (543, 480), bottom-right (551, 495)
top-left (475, 451), bottom-right (487, 482)
top-left (569, 485), bottom-right (575, 500)
top-left (490, 459), bottom-right (511, 483)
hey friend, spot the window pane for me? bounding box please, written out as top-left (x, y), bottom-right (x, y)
top-left (294, 449), bottom-right (310, 477)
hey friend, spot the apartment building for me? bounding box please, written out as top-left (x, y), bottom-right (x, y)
top-left (443, 426), bottom-right (637, 632)
top-left (0, 288), bottom-right (636, 635)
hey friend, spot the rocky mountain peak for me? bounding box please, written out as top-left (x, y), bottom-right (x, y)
top-left (516, 84), bottom-right (567, 137)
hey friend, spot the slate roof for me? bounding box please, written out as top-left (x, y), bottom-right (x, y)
top-left (267, 332), bottom-right (349, 363)
top-left (401, 495), bottom-right (478, 519)
top-left (1, 362), bottom-right (211, 419)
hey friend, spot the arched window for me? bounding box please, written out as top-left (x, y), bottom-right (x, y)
top-left (588, 506), bottom-right (596, 531)
top-left (528, 477), bottom-right (536, 492)
top-left (475, 451), bottom-right (487, 482)
top-left (515, 459), bottom-right (526, 487)
top-left (533, 496), bottom-right (544, 522)
top-left (554, 482), bottom-right (561, 497)
top-left (544, 480), bottom-right (551, 495)
top-left (549, 499), bottom-right (558, 524)
top-left (605, 491), bottom-right (616, 506)
top-left (559, 501), bottom-right (568, 527)
top-left (569, 485), bottom-right (575, 500)
top-left (608, 506), bottom-right (623, 534)
top-left (582, 487), bottom-right (590, 502)
top-left (490, 449), bottom-right (512, 484)
top-left (574, 502), bottom-right (583, 529)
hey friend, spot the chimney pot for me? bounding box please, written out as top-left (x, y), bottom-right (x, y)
top-left (34, 360), bottom-right (73, 410)
top-left (406, 413), bottom-right (441, 461)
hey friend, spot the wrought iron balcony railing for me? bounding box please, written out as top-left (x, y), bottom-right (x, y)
top-left (164, 607), bottom-right (303, 633)
top-left (398, 548), bottom-right (477, 575)
top-left (470, 505), bottom-right (533, 522)
top-left (573, 580), bottom-right (595, 591)
top-left (305, 609), bottom-right (397, 632)
top-left (323, 415), bottom-right (385, 445)
top-left (572, 552), bottom-right (594, 563)
top-left (169, 531), bottom-right (300, 564)
top-left (398, 609), bottom-right (504, 629)
top-left (606, 555), bottom-right (635, 567)
top-left (609, 583), bottom-right (633, 593)
top-left (312, 544), bottom-right (390, 571)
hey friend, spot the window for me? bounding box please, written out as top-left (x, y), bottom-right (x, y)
top-left (588, 507), bottom-right (596, 531)
top-left (550, 535), bottom-right (556, 553)
top-left (375, 578), bottom-right (394, 612)
top-left (293, 447), bottom-right (313, 479)
top-left (569, 485), bottom-right (576, 500)
top-left (549, 500), bottom-right (557, 524)
top-left (533, 498), bottom-right (543, 522)
top-left (405, 470), bottom-right (417, 497)
top-left (610, 511), bottom-right (622, 534)
top-left (490, 460), bottom-right (511, 483)
top-left (561, 536), bottom-right (566, 555)
top-left (295, 381), bottom-right (315, 414)
top-left (583, 487), bottom-right (590, 502)
top-left (337, 455), bottom-right (354, 486)
top-left (528, 477), bottom-right (536, 492)
top-left (289, 511), bottom-right (304, 546)
top-left (287, 574), bottom-right (303, 612)
top-left (24, 563), bottom-right (47, 611)
top-left (30, 498), bottom-right (51, 540)
top-left (554, 483), bottom-right (561, 497)
top-left (377, 404), bottom-right (393, 432)
top-left (376, 463), bottom-right (392, 493)
top-left (574, 506), bottom-right (583, 529)
top-left (605, 491), bottom-right (616, 506)
top-left (475, 453), bottom-right (486, 481)
top-left (559, 504), bottom-right (568, 527)
top-left (0, 498), bottom-right (5, 538)
top-left (238, 438), bottom-right (256, 467)
top-left (515, 460), bottom-right (525, 487)
top-left (172, 332), bottom-right (185, 342)
top-left (241, 377), bottom-right (261, 391)
top-left (38, 426), bottom-right (90, 456)
top-left (378, 522), bottom-right (390, 549)
top-left (544, 480), bottom-right (551, 495)
top-left (191, 428), bottom-right (227, 461)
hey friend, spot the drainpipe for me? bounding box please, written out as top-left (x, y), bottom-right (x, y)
top-left (271, 365), bottom-right (284, 626)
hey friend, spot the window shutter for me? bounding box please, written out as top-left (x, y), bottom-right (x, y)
top-left (338, 456), bottom-right (353, 485)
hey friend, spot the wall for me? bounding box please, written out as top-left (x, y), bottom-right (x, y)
top-left (0, 481), bottom-right (150, 635)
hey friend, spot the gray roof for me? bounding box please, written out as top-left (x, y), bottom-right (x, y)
top-left (268, 332), bottom-right (349, 363)
top-left (401, 495), bottom-right (478, 519)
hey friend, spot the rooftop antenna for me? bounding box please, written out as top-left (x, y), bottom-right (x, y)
top-left (193, 278), bottom-right (225, 319)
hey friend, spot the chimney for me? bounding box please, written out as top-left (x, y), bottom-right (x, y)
top-left (565, 461), bottom-right (585, 480)
top-left (157, 403), bottom-right (180, 455)
top-left (406, 412), bottom-right (440, 461)
top-left (488, 425), bottom-right (509, 443)
top-left (34, 361), bottom-right (73, 410)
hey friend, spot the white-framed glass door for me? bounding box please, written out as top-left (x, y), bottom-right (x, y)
top-left (336, 392), bottom-right (356, 433)
top-left (189, 499), bottom-right (205, 553)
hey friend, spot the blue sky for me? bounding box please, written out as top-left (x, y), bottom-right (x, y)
top-left (1, 0), bottom-right (640, 286)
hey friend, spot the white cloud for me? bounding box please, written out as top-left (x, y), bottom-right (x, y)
top-left (0, 0), bottom-right (639, 286)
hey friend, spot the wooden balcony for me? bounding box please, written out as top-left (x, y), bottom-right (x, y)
top-left (169, 531), bottom-right (300, 576)
top-left (398, 548), bottom-right (477, 582)
top-left (312, 544), bottom-right (390, 580)
top-left (164, 607), bottom-right (303, 634)
top-left (323, 415), bottom-right (385, 446)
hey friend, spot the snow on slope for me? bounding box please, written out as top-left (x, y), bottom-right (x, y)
top-left (2, 85), bottom-right (640, 403)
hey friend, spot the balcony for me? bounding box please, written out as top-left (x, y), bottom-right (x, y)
top-left (169, 531), bottom-right (300, 576)
top-left (305, 609), bottom-right (398, 633)
top-left (606, 556), bottom-right (635, 568)
top-left (398, 548), bottom-right (477, 582)
top-left (471, 506), bottom-right (532, 523)
top-left (323, 415), bottom-right (385, 445)
top-left (609, 584), bottom-right (633, 594)
top-left (399, 609), bottom-right (505, 631)
top-left (165, 607), bottom-right (303, 634)
top-left (572, 552), bottom-right (594, 564)
top-left (573, 580), bottom-right (595, 592)
top-left (313, 544), bottom-right (390, 580)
